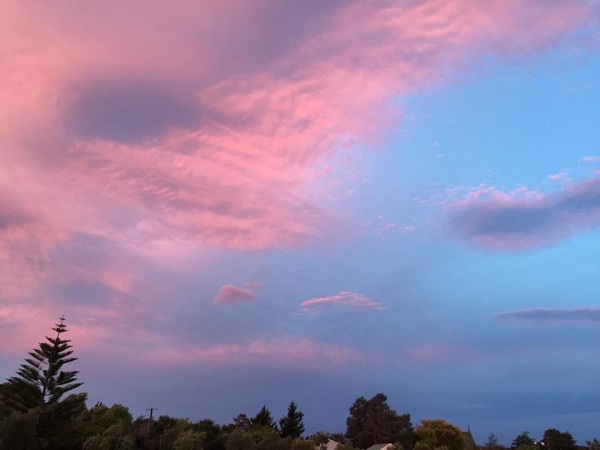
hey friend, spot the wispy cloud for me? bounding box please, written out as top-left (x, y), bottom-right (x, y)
top-left (447, 174), bottom-right (600, 251)
top-left (144, 337), bottom-right (364, 370)
top-left (580, 156), bottom-right (600, 164)
top-left (0, 0), bottom-right (593, 313)
top-left (1, 0), bottom-right (594, 265)
top-left (495, 307), bottom-right (600, 323)
top-left (547, 171), bottom-right (571, 182)
top-left (301, 291), bottom-right (385, 312)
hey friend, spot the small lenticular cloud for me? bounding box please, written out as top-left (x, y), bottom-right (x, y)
top-left (301, 291), bottom-right (385, 312)
top-left (213, 283), bottom-right (260, 305)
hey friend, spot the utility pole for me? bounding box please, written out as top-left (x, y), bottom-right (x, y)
top-left (146, 407), bottom-right (158, 421)
top-left (144, 407), bottom-right (158, 437)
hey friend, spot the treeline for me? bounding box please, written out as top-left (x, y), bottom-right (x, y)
top-left (485, 430), bottom-right (600, 450)
top-left (0, 319), bottom-right (595, 450)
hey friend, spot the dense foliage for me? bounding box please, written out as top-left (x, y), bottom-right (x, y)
top-left (345, 393), bottom-right (415, 450)
top-left (512, 432), bottom-right (536, 450)
top-left (414, 419), bottom-right (466, 450)
top-left (542, 428), bottom-right (577, 450)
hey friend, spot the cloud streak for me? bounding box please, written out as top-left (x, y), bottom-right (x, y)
top-left (301, 291), bottom-right (385, 312)
top-left (496, 308), bottom-right (600, 323)
top-left (145, 337), bottom-right (364, 370)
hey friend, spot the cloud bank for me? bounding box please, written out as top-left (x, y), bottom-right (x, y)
top-left (448, 174), bottom-right (600, 251)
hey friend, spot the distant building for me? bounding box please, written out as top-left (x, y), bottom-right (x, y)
top-left (365, 444), bottom-right (395, 450)
top-left (323, 440), bottom-right (340, 450)
top-left (463, 427), bottom-right (477, 450)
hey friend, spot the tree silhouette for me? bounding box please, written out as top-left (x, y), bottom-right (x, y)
top-left (346, 393), bottom-right (414, 450)
top-left (542, 428), bottom-right (577, 450)
top-left (252, 405), bottom-right (277, 430)
top-left (279, 401), bottom-right (305, 439)
top-left (3, 317), bottom-right (86, 418)
top-left (485, 433), bottom-right (500, 450)
top-left (511, 432), bottom-right (536, 450)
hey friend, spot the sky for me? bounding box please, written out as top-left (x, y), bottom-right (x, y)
top-left (1, 0), bottom-right (600, 445)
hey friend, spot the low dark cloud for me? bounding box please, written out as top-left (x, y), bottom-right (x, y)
top-left (496, 307), bottom-right (600, 323)
top-left (0, 193), bottom-right (33, 230)
top-left (448, 175), bottom-right (600, 251)
top-left (51, 282), bottom-right (131, 308)
top-left (0, 207), bottom-right (29, 231)
top-left (468, 205), bottom-right (555, 235)
top-left (65, 80), bottom-right (198, 144)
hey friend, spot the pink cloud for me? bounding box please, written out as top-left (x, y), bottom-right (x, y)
top-left (447, 174), bottom-right (600, 251)
top-left (580, 156), bottom-right (600, 164)
top-left (0, 299), bottom-right (143, 357)
top-left (547, 171), bottom-right (571, 182)
top-left (0, 306), bottom-right (63, 354)
top-left (213, 284), bottom-right (256, 305)
top-left (0, 0), bottom-right (598, 363)
top-left (1, 309), bottom-right (367, 375)
top-left (1, 0), bottom-right (595, 261)
top-left (301, 291), bottom-right (386, 312)
top-left (143, 337), bottom-right (364, 370)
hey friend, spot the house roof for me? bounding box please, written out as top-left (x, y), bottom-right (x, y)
top-left (325, 440), bottom-right (340, 450)
top-left (365, 443), bottom-right (394, 450)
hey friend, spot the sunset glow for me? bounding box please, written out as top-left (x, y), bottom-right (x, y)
top-left (1, 0), bottom-right (600, 444)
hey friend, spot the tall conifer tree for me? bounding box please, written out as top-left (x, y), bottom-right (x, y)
top-left (279, 401), bottom-right (305, 439)
top-left (252, 405), bottom-right (277, 429)
top-left (3, 317), bottom-right (86, 418)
